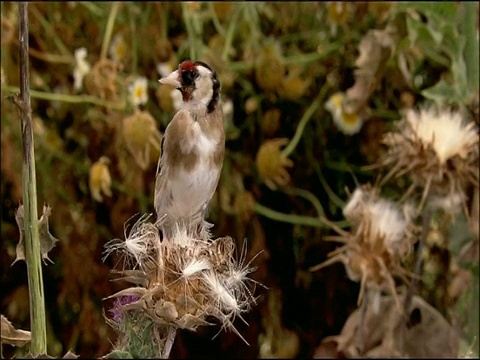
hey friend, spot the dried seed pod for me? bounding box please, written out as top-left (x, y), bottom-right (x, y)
top-left (122, 110), bottom-right (162, 171)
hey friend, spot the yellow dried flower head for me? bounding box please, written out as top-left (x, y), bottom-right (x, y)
top-left (327, 2), bottom-right (351, 25)
top-left (245, 97), bottom-right (259, 115)
top-left (261, 108), bottom-right (281, 137)
top-left (255, 43), bottom-right (285, 93)
top-left (122, 110), bottom-right (162, 171)
top-left (278, 71), bottom-right (311, 101)
top-left (104, 215), bottom-right (260, 344)
top-left (84, 59), bottom-right (118, 101)
top-left (256, 138), bottom-right (294, 190)
top-left (311, 185), bottom-right (417, 310)
top-left (381, 106), bottom-right (479, 209)
top-left (89, 156), bottom-right (113, 202)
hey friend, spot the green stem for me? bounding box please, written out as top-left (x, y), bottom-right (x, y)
top-left (284, 187), bottom-right (325, 217)
top-left (461, 2), bottom-right (479, 93)
top-left (313, 162), bottom-right (346, 209)
top-left (181, 3), bottom-right (200, 60)
top-left (17, 3), bottom-right (47, 355)
top-left (221, 5), bottom-right (242, 61)
top-left (254, 202), bottom-right (347, 229)
top-left (281, 83), bottom-right (330, 158)
top-left (208, 3), bottom-right (226, 38)
top-left (100, 2), bottom-right (122, 60)
top-left (3, 85), bottom-right (126, 110)
top-left (129, 5), bottom-right (138, 74)
top-left (29, 4), bottom-right (72, 57)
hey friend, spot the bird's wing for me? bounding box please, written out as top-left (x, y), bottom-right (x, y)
top-left (154, 110), bottom-right (191, 215)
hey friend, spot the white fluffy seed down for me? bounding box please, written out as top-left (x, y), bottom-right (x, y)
top-left (405, 107), bottom-right (479, 164)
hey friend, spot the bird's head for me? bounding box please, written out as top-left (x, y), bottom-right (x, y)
top-left (159, 60), bottom-right (221, 113)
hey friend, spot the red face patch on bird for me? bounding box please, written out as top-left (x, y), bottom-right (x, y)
top-left (179, 60), bottom-right (196, 72)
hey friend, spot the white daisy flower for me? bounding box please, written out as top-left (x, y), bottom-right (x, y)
top-left (325, 92), bottom-right (363, 135)
top-left (109, 33), bottom-right (127, 64)
top-left (129, 76), bottom-right (149, 107)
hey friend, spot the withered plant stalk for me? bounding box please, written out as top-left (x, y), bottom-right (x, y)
top-left (13, 2), bottom-right (48, 355)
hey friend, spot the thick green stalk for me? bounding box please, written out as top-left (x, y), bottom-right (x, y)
top-left (17, 2), bottom-right (47, 355)
top-left (461, 2), bottom-right (479, 93)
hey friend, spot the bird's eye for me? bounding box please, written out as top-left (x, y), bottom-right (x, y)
top-left (181, 69), bottom-right (198, 86)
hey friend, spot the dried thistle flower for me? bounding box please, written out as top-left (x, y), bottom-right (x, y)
top-left (256, 138), bottom-right (294, 190)
top-left (72, 47), bottom-right (91, 92)
top-left (122, 110), bottom-right (162, 171)
top-left (103, 214), bottom-right (260, 347)
top-left (380, 106), bottom-right (479, 211)
top-left (325, 92), bottom-right (364, 135)
top-left (89, 156), bottom-right (113, 202)
top-left (311, 185), bottom-right (417, 310)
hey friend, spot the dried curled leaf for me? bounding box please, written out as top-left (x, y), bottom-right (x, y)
top-left (344, 24), bottom-right (399, 115)
top-left (1, 314), bottom-right (31, 347)
top-left (315, 292), bottom-right (459, 358)
top-left (13, 204), bottom-right (59, 266)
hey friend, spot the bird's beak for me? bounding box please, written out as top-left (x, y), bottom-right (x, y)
top-left (159, 70), bottom-right (182, 88)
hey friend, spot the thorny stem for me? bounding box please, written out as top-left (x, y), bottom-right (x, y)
top-left (100, 2), bottom-right (122, 60)
top-left (281, 82), bottom-right (330, 158)
top-left (161, 326), bottom-right (177, 359)
top-left (14, 3), bottom-right (47, 355)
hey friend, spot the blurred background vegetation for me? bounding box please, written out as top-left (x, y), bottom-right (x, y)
top-left (1, 2), bottom-right (478, 358)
